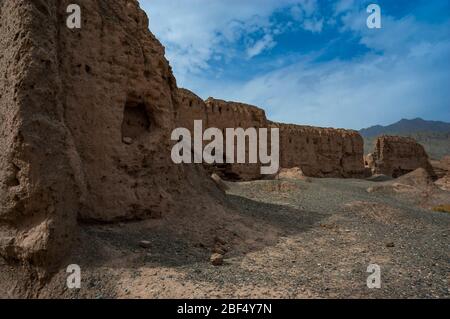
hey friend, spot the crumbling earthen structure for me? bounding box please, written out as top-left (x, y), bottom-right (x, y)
top-left (0, 0), bottom-right (220, 273)
top-left (177, 89), bottom-right (366, 180)
top-left (367, 136), bottom-right (436, 178)
top-left (271, 123), bottom-right (365, 178)
top-left (177, 89), bottom-right (267, 180)
top-left (1, 0), bottom-right (438, 281)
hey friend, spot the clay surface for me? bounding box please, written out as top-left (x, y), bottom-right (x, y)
top-left (177, 89), bottom-right (366, 180)
top-left (368, 136), bottom-right (436, 178)
top-left (0, 0), bottom-right (222, 273)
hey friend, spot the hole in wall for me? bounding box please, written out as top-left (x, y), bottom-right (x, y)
top-left (6, 164), bottom-right (20, 187)
top-left (121, 101), bottom-right (151, 142)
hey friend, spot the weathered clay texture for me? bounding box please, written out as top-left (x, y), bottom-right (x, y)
top-left (271, 123), bottom-right (366, 178)
top-left (177, 90), bottom-right (366, 179)
top-left (0, 0), bottom-right (220, 271)
top-left (0, 0), bottom-right (80, 272)
top-left (176, 90), bottom-right (266, 180)
top-left (368, 136), bottom-right (436, 178)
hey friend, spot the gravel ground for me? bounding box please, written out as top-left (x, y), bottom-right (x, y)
top-left (9, 177), bottom-right (449, 299)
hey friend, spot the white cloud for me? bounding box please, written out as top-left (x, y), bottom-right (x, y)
top-left (140, 1), bottom-right (450, 129)
top-left (140, 0), bottom-right (322, 83)
top-left (182, 14), bottom-right (450, 129)
top-left (196, 37), bottom-right (450, 129)
top-left (333, 0), bottom-right (358, 16)
top-left (246, 34), bottom-right (277, 58)
top-left (302, 17), bottom-right (324, 33)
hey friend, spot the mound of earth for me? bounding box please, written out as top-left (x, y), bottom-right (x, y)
top-left (366, 168), bottom-right (450, 211)
top-left (275, 167), bottom-right (311, 182)
top-left (395, 168), bottom-right (434, 187)
top-left (435, 176), bottom-right (450, 192)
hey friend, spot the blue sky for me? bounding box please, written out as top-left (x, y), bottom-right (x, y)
top-left (141, 0), bottom-right (450, 129)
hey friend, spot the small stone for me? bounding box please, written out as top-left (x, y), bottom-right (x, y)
top-left (213, 246), bottom-right (227, 255)
top-left (210, 253), bottom-right (224, 266)
top-left (214, 236), bottom-right (227, 246)
top-left (139, 240), bottom-right (152, 248)
top-left (123, 137), bottom-right (133, 145)
top-left (194, 242), bottom-right (206, 249)
top-left (0, 236), bottom-right (14, 246)
top-left (386, 242), bottom-right (395, 248)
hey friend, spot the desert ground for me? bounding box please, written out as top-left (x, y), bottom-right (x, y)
top-left (2, 170), bottom-right (447, 299)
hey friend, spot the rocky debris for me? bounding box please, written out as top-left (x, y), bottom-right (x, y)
top-left (122, 137), bottom-right (134, 145)
top-left (368, 136), bottom-right (436, 178)
top-left (213, 245), bottom-right (228, 255)
top-left (214, 235), bottom-right (227, 246)
top-left (435, 176), bottom-right (450, 192)
top-left (210, 253), bottom-right (224, 266)
top-left (139, 241), bottom-right (152, 249)
top-left (212, 235), bottom-right (229, 256)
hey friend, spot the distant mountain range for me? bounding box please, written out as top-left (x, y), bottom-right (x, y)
top-left (360, 118), bottom-right (450, 160)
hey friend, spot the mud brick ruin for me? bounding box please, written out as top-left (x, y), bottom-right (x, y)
top-left (178, 89), bottom-right (366, 180)
top-left (366, 136), bottom-right (436, 178)
top-left (0, 0), bottom-right (436, 275)
top-left (0, 0), bottom-right (222, 273)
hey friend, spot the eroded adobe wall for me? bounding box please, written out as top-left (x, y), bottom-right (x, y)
top-left (204, 98), bottom-right (267, 180)
top-left (0, 0), bottom-right (80, 272)
top-left (58, 0), bottom-right (184, 222)
top-left (176, 88), bottom-right (208, 132)
top-left (272, 124), bottom-right (366, 178)
top-left (0, 0), bottom-right (221, 272)
top-left (369, 136), bottom-right (436, 178)
top-left (175, 90), bottom-right (266, 180)
top-left (177, 90), bottom-right (365, 179)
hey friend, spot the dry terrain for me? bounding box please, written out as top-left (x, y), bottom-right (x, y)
top-left (2, 173), bottom-right (448, 299)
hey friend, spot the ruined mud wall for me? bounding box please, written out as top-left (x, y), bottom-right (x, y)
top-left (204, 98), bottom-right (267, 180)
top-left (0, 0), bottom-right (220, 272)
top-left (176, 90), bottom-right (265, 180)
top-left (271, 123), bottom-right (366, 178)
top-left (0, 0), bottom-right (80, 272)
top-left (177, 90), bottom-right (365, 179)
top-left (58, 0), bottom-right (184, 222)
top-left (368, 136), bottom-right (436, 178)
